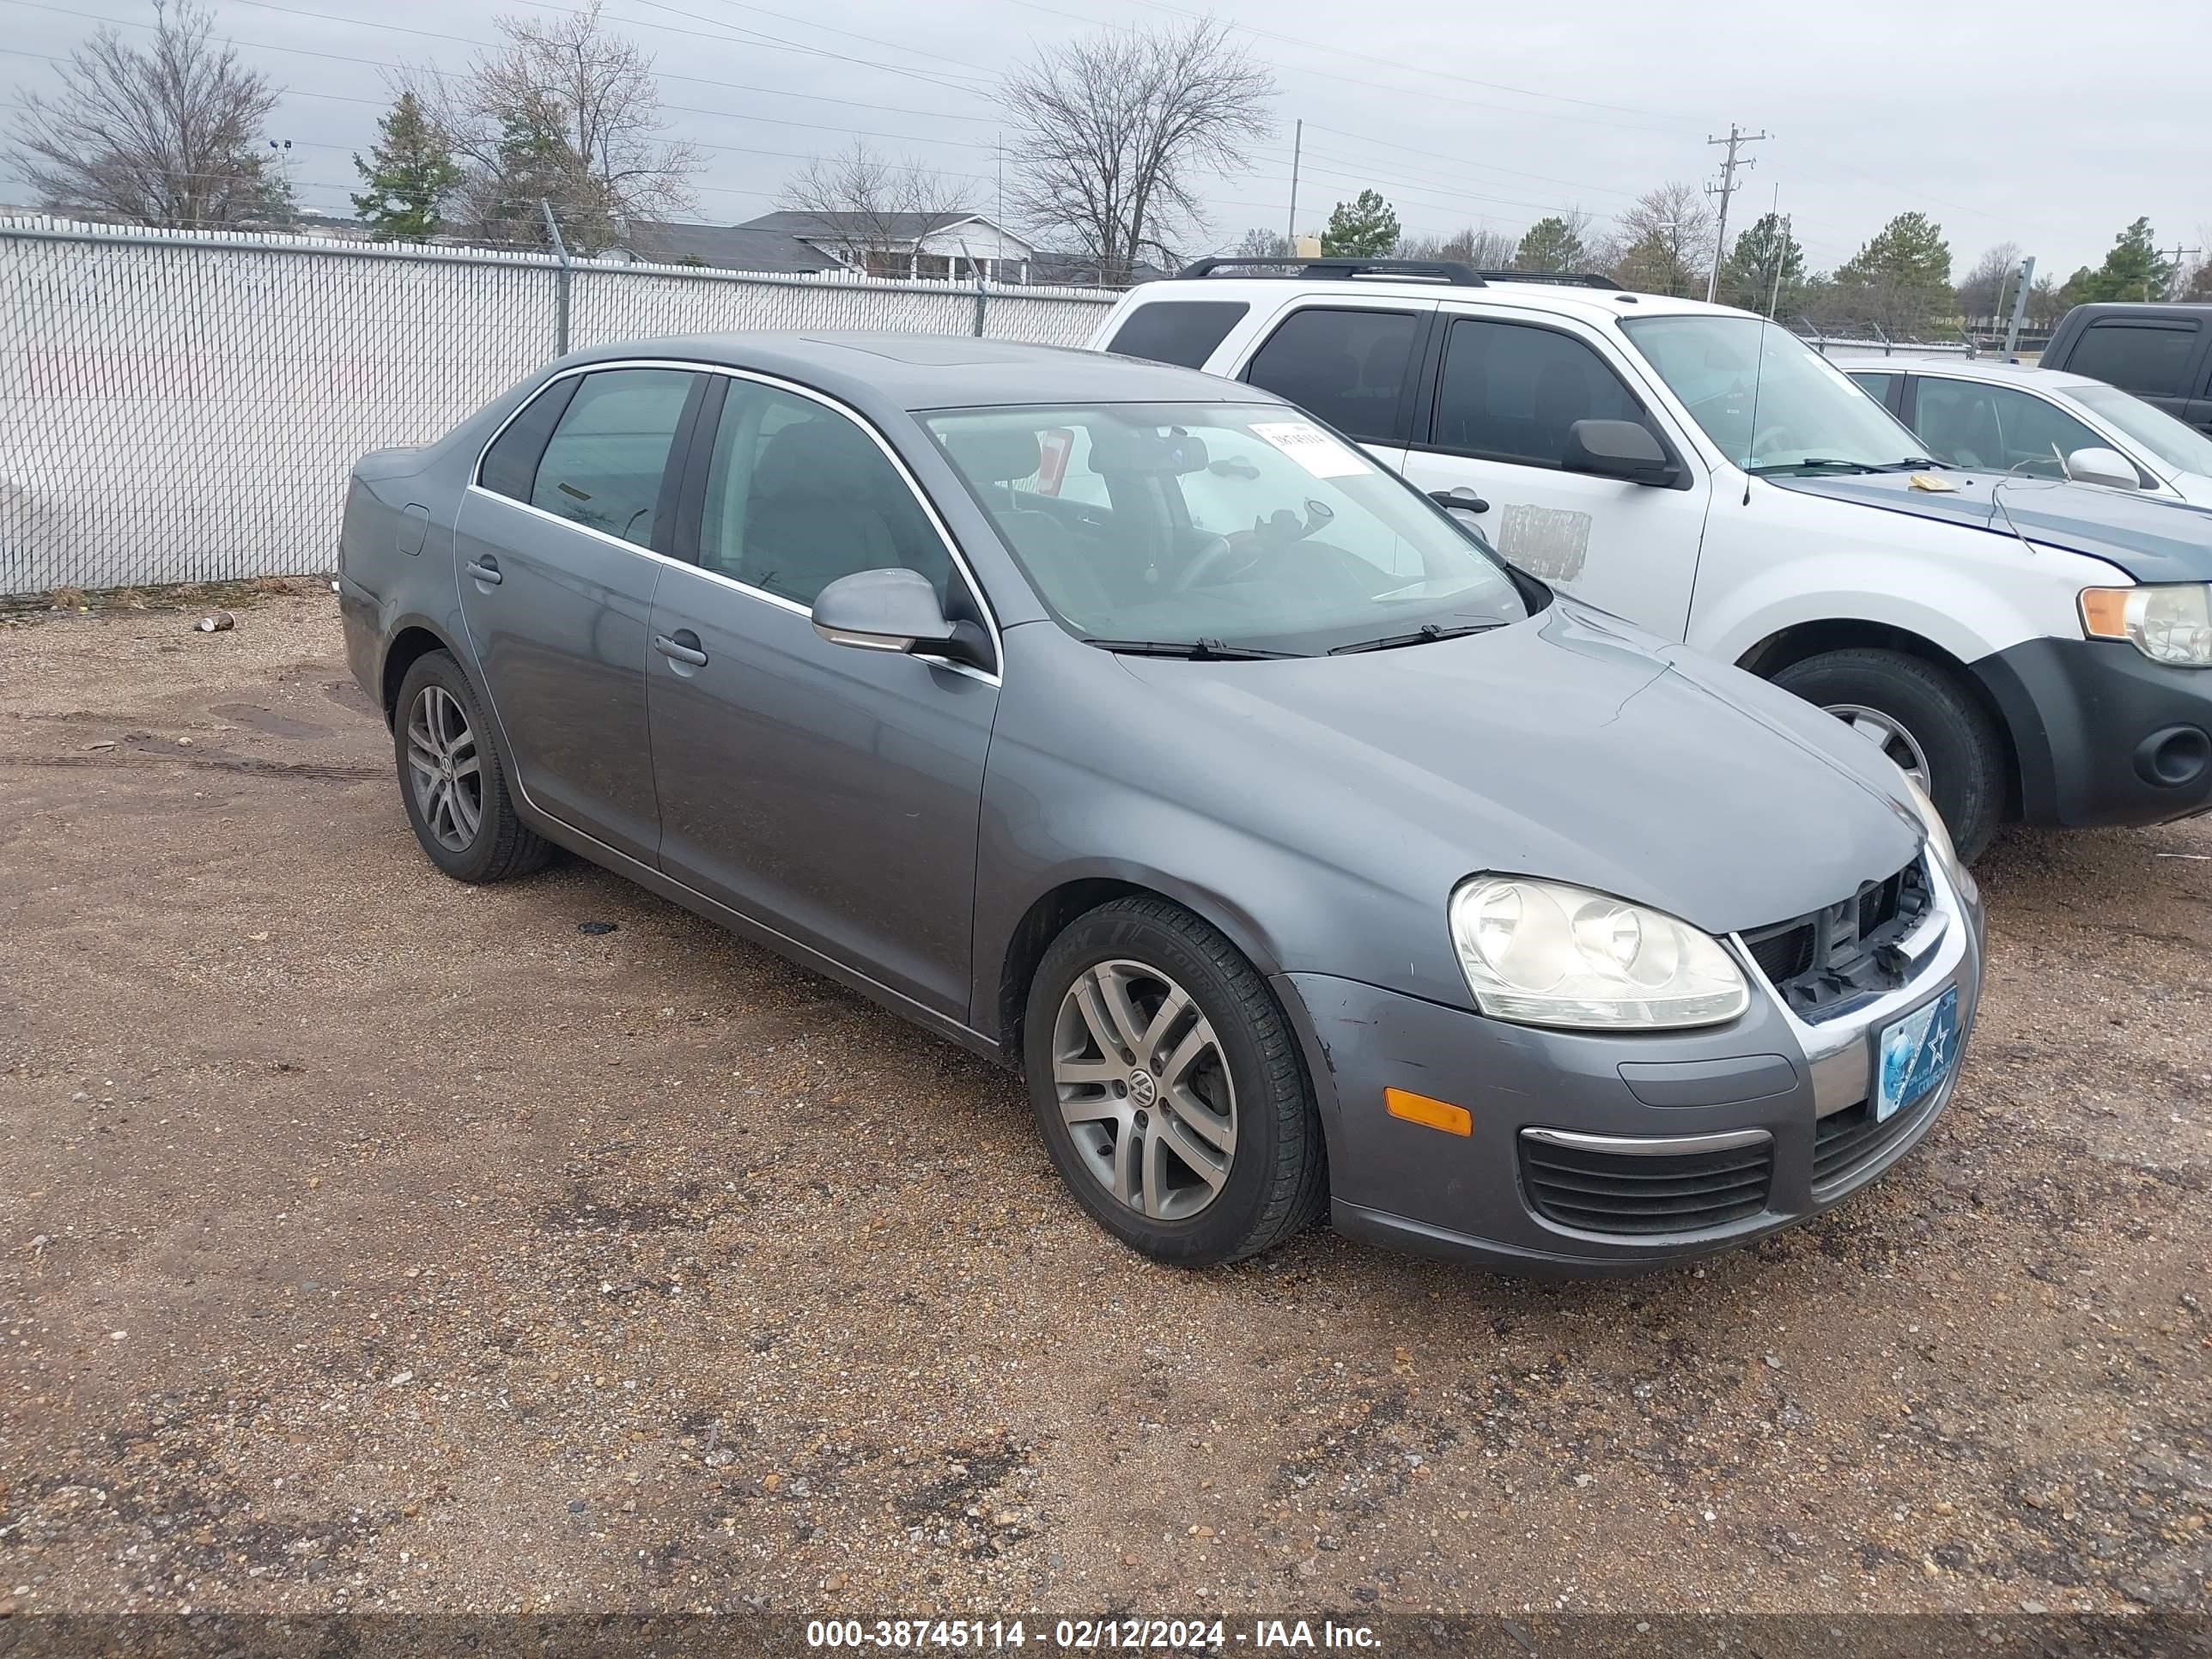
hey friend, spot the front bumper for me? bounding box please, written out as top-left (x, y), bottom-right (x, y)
top-left (1274, 861), bottom-right (1984, 1274)
top-left (1974, 636), bottom-right (2212, 828)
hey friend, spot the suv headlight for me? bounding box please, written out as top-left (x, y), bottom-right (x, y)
top-left (2080, 583), bottom-right (2212, 666)
top-left (1448, 876), bottom-right (1749, 1030)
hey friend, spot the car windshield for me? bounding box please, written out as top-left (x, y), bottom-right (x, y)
top-left (1620, 314), bottom-right (1929, 475)
top-left (2069, 382), bottom-right (2212, 478)
top-left (921, 401), bottom-right (1532, 657)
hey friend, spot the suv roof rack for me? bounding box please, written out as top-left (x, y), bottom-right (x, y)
top-left (1176, 256), bottom-right (1486, 286)
top-left (1468, 270), bottom-right (1625, 290)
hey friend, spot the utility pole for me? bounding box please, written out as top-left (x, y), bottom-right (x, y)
top-left (2157, 243), bottom-right (2201, 302)
top-left (1704, 123), bottom-right (1771, 304)
top-left (1284, 119), bottom-right (1303, 258)
top-left (2003, 255), bottom-right (2036, 362)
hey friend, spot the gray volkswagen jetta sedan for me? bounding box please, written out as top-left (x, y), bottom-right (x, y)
top-left (338, 333), bottom-right (1984, 1273)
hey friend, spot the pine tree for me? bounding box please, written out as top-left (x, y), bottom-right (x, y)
top-left (351, 91), bottom-right (462, 242)
top-left (2074, 217), bottom-right (2175, 303)
top-left (1514, 216), bottom-right (1589, 274)
top-left (1717, 213), bottom-right (1806, 313)
top-left (1832, 212), bottom-right (1952, 337)
top-left (1321, 191), bottom-right (1400, 258)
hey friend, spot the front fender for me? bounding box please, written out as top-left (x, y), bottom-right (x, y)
top-left (1689, 484), bottom-right (2122, 668)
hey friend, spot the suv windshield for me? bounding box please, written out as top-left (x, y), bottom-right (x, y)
top-left (2069, 382), bottom-right (2212, 478)
top-left (922, 402), bottom-right (1531, 656)
top-left (1620, 314), bottom-right (1929, 475)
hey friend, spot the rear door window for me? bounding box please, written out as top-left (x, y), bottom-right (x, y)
top-left (1243, 307), bottom-right (1422, 443)
top-left (531, 368), bottom-right (699, 548)
top-left (2065, 321), bottom-right (2199, 398)
top-left (1105, 301), bottom-right (1249, 369)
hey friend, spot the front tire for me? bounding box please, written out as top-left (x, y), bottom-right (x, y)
top-left (1771, 647), bottom-right (2006, 860)
top-left (1024, 896), bottom-right (1327, 1266)
top-left (392, 649), bottom-right (550, 883)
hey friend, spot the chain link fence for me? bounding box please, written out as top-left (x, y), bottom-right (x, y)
top-left (0, 218), bottom-right (1116, 597)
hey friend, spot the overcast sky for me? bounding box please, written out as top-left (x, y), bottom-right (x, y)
top-left (2, 0), bottom-right (2204, 280)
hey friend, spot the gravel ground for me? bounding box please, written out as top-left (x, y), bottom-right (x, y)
top-left (0, 592), bottom-right (2207, 1621)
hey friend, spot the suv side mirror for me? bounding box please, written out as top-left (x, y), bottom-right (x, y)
top-left (1563, 419), bottom-right (1675, 486)
top-left (811, 568), bottom-right (990, 668)
top-left (2062, 447), bottom-right (2139, 491)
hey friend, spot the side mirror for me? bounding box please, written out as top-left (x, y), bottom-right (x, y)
top-left (2062, 447), bottom-right (2139, 491)
top-left (811, 568), bottom-right (990, 668)
top-left (1562, 418), bottom-right (1675, 486)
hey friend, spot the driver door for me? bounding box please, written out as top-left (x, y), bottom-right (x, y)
top-left (1397, 312), bottom-right (1708, 638)
top-left (644, 376), bottom-right (999, 1019)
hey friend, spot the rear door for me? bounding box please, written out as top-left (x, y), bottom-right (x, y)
top-left (456, 365), bottom-right (703, 864)
top-left (1395, 311), bottom-right (1709, 638)
top-left (644, 374), bottom-right (1000, 1019)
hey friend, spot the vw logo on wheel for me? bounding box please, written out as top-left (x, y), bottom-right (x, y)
top-left (1127, 1069), bottom-right (1158, 1108)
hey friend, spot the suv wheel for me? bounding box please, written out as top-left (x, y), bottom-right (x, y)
top-left (393, 650), bottom-right (551, 883)
top-left (1771, 647), bottom-right (2005, 860)
top-left (1024, 897), bottom-right (1326, 1265)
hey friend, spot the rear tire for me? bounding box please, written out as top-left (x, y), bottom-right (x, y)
top-left (1024, 896), bottom-right (1327, 1266)
top-left (1771, 647), bottom-right (2005, 860)
top-left (392, 649), bottom-right (551, 884)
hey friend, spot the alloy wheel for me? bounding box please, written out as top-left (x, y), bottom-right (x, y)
top-left (1051, 959), bottom-right (1237, 1222)
top-left (1826, 702), bottom-right (1931, 793)
top-left (405, 685), bottom-right (483, 853)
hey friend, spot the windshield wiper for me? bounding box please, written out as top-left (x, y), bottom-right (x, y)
top-left (1871, 457), bottom-right (1950, 471)
top-left (1327, 622), bottom-right (1505, 655)
top-left (1081, 636), bottom-right (1304, 660)
top-left (1748, 458), bottom-right (1883, 476)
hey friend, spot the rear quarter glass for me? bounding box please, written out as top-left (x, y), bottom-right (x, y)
top-left (1105, 301), bottom-right (1251, 368)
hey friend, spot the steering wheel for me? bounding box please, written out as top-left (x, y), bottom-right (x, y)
top-left (1173, 531), bottom-right (1265, 592)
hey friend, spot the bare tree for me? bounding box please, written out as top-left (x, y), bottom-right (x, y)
top-left (775, 141), bottom-right (969, 276)
top-left (1607, 182), bottom-right (1717, 298)
top-left (397, 0), bottom-right (697, 252)
top-left (1001, 18), bottom-right (1273, 284)
top-left (3, 0), bottom-right (289, 228)
top-left (1954, 242), bottom-right (2021, 329)
top-left (1397, 225), bottom-right (1517, 269)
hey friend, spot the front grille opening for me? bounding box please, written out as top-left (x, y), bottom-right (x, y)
top-left (1814, 1079), bottom-right (1943, 1189)
top-left (1742, 857), bottom-right (1931, 1022)
top-left (1520, 1137), bottom-right (1772, 1237)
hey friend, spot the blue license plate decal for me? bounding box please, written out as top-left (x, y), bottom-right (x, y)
top-left (1877, 985), bottom-right (1960, 1123)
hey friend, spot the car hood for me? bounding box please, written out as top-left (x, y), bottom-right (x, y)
top-left (1772, 471), bottom-right (2212, 583)
top-left (1115, 599), bottom-right (1924, 939)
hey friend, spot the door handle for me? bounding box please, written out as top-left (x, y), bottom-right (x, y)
top-left (465, 556), bottom-right (502, 586)
top-left (653, 631), bottom-right (708, 667)
top-left (1429, 487), bottom-right (1490, 514)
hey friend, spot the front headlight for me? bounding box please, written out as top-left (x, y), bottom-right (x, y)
top-left (2080, 583), bottom-right (2212, 666)
top-left (1448, 876), bottom-right (1749, 1031)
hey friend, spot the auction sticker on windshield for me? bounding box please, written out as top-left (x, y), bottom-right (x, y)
top-left (1250, 420), bottom-right (1372, 477)
top-left (1876, 985), bottom-right (1960, 1123)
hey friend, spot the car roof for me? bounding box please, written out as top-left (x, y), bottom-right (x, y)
top-left (1844, 355), bottom-right (2103, 391)
top-left (1125, 274), bottom-right (1740, 326)
top-left (555, 331), bottom-right (1273, 413)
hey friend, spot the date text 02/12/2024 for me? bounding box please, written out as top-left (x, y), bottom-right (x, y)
top-left (803, 1619), bottom-right (1381, 1650)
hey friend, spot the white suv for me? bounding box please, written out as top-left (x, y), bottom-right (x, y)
top-left (1090, 258), bottom-right (2212, 856)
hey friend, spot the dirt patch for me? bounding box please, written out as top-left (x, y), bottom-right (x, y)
top-left (1, 594), bottom-right (2207, 1619)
